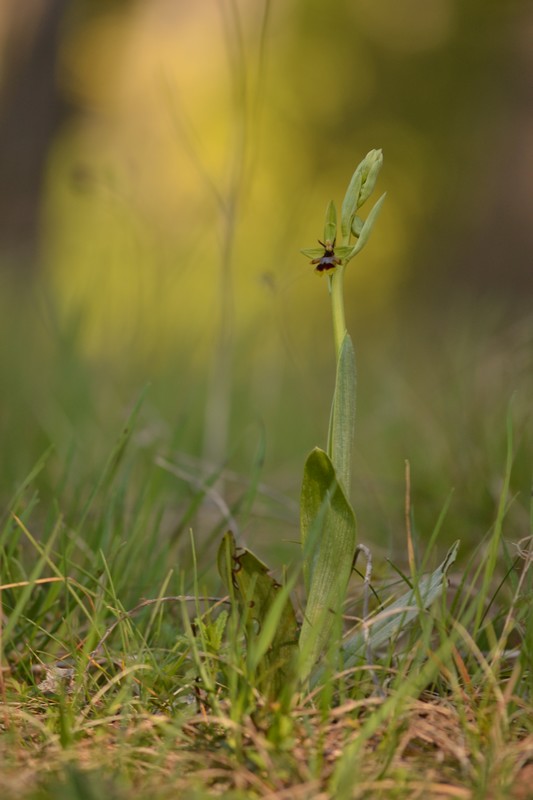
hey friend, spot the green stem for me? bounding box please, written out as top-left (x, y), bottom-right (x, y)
top-left (330, 264), bottom-right (347, 359)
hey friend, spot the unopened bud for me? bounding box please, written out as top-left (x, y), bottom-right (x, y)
top-left (357, 149), bottom-right (383, 209)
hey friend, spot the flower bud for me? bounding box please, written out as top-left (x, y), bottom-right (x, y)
top-left (357, 149), bottom-right (383, 209)
top-left (341, 149), bottom-right (383, 238)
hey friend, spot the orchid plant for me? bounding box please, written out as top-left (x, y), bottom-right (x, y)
top-left (217, 151), bottom-right (457, 701)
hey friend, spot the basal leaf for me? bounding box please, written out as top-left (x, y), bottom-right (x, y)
top-left (340, 540), bottom-right (460, 669)
top-left (217, 532), bottom-right (298, 699)
top-left (299, 449), bottom-right (357, 681)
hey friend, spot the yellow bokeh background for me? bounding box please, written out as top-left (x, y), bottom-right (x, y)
top-left (42, 1), bottom-right (436, 368)
top-left (1, 0), bottom-right (531, 554)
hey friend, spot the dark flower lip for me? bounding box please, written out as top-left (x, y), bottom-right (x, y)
top-left (312, 253), bottom-right (343, 273)
top-left (301, 238), bottom-right (356, 273)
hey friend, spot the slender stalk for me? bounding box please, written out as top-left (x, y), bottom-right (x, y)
top-left (330, 265), bottom-right (347, 360)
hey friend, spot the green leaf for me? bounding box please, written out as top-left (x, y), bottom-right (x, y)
top-left (217, 532), bottom-right (299, 699)
top-left (299, 449), bottom-right (357, 682)
top-left (339, 540), bottom-right (460, 669)
top-left (341, 165), bottom-right (363, 240)
top-left (347, 192), bottom-right (386, 259)
top-left (323, 200), bottom-right (337, 244)
top-left (327, 332), bottom-right (356, 494)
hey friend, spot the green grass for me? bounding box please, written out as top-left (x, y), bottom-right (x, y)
top-left (1, 282), bottom-right (532, 799)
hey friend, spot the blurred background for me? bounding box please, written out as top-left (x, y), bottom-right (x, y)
top-left (0, 0), bottom-right (531, 574)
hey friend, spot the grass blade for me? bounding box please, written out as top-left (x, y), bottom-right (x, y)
top-left (217, 531), bottom-right (298, 700)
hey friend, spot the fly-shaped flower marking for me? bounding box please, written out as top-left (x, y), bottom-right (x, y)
top-left (310, 238), bottom-right (343, 274)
